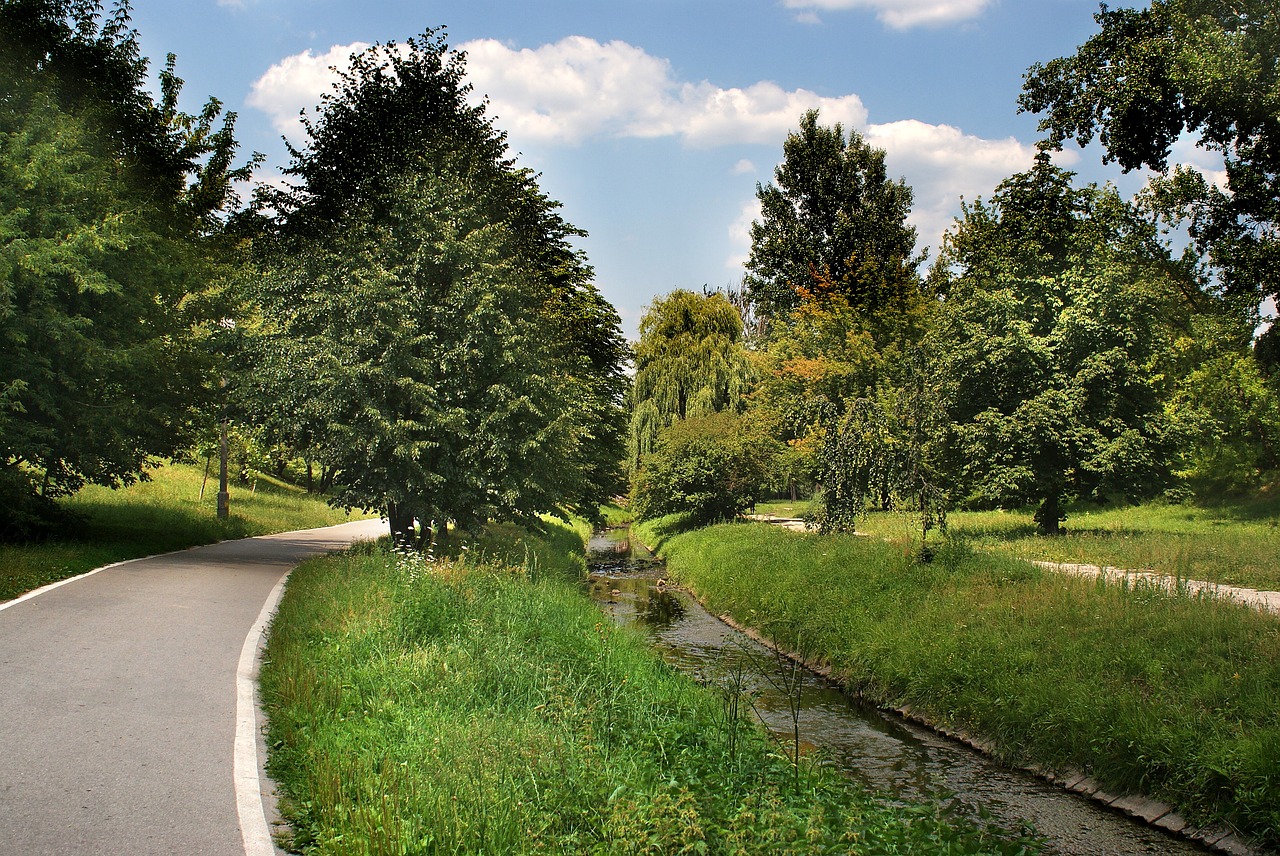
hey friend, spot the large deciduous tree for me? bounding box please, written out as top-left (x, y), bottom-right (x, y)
top-left (0, 0), bottom-right (253, 538)
top-left (745, 110), bottom-right (921, 325)
top-left (240, 33), bottom-right (627, 544)
top-left (929, 159), bottom-right (1187, 534)
top-left (1020, 0), bottom-right (1280, 304)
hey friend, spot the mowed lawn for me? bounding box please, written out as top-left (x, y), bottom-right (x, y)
top-left (754, 494), bottom-right (1280, 591)
top-left (1, 462), bottom-right (369, 602)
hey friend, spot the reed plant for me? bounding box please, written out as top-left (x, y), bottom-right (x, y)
top-left (656, 522), bottom-right (1280, 847)
top-left (0, 462), bottom-right (363, 601)
top-left (259, 523), bottom-right (1041, 854)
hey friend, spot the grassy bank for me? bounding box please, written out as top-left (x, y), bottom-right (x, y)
top-left (645, 520), bottom-right (1280, 848)
top-left (752, 495), bottom-right (1280, 591)
top-left (1, 462), bottom-right (363, 602)
top-left (260, 522), bottom-right (1040, 854)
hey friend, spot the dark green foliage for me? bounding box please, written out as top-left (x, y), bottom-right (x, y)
top-left (240, 34), bottom-right (627, 543)
top-left (1020, 0), bottom-right (1280, 303)
top-left (746, 110), bottom-right (921, 324)
top-left (813, 398), bottom-right (888, 534)
top-left (0, 83), bottom-right (211, 504)
top-left (1166, 305), bottom-right (1280, 489)
top-left (930, 160), bottom-right (1183, 533)
top-left (811, 360), bottom-right (949, 540)
top-left (0, 1), bottom-right (255, 537)
top-left (630, 411), bottom-right (780, 525)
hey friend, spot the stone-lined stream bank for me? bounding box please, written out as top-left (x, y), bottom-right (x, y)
top-left (587, 527), bottom-right (1265, 856)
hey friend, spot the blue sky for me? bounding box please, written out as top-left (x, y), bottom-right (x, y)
top-left (128, 0), bottom-right (1201, 337)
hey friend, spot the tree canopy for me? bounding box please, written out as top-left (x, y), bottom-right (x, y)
top-left (628, 289), bottom-right (753, 469)
top-left (1, 0), bottom-right (254, 537)
top-left (745, 110), bottom-right (921, 324)
top-left (1020, 0), bottom-right (1280, 303)
top-left (929, 160), bottom-right (1186, 533)
top-left (239, 34), bottom-right (627, 544)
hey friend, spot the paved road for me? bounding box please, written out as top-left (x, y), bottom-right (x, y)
top-left (0, 518), bottom-right (386, 856)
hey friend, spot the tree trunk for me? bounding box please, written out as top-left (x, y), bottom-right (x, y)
top-left (386, 502), bottom-right (416, 546)
top-left (1034, 492), bottom-right (1064, 535)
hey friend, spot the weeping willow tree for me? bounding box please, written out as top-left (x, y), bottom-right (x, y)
top-left (628, 290), bottom-right (754, 470)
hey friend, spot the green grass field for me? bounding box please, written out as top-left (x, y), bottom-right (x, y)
top-left (0, 462), bottom-right (367, 602)
top-left (644, 520), bottom-right (1280, 848)
top-left (260, 523), bottom-right (1040, 854)
top-left (752, 494), bottom-right (1280, 590)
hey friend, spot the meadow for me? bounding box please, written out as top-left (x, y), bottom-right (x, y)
top-left (259, 522), bottom-right (1041, 855)
top-left (753, 494), bottom-right (1280, 591)
top-left (641, 518), bottom-right (1280, 848)
top-left (0, 462), bottom-right (363, 602)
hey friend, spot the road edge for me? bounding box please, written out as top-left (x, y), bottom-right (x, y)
top-left (235, 569), bottom-right (291, 856)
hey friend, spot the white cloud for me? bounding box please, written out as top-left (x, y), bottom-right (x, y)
top-left (247, 36), bottom-right (867, 148)
top-left (247, 42), bottom-right (370, 139)
top-left (247, 36), bottom-right (1048, 265)
top-left (865, 120), bottom-right (1055, 255)
top-left (727, 197), bottom-right (763, 271)
top-left (781, 0), bottom-right (993, 28)
top-left (460, 37), bottom-right (867, 147)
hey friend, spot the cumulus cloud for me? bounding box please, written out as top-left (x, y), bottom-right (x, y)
top-left (247, 36), bottom-right (867, 148)
top-left (781, 0), bottom-right (994, 28)
top-left (865, 120), bottom-right (1055, 253)
top-left (247, 35), bottom-right (1051, 262)
top-left (461, 37), bottom-right (867, 147)
top-left (247, 42), bottom-right (370, 139)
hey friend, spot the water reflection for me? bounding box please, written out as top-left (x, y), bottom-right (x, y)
top-left (585, 528), bottom-right (1213, 856)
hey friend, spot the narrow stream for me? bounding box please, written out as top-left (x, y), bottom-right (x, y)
top-left (586, 527), bottom-right (1213, 856)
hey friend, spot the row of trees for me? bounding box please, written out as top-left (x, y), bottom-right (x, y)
top-left (2, 1), bottom-right (627, 543)
top-left (0, 0), bottom-right (255, 537)
top-left (627, 0), bottom-right (1279, 535)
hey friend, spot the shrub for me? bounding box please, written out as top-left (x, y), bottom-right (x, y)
top-left (630, 411), bottom-right (779, 524)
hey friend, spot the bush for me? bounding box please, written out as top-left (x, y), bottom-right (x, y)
top-left (630, 411), bottom-right (780, 524)
top-left (0, 468), bottom-right (82, 542)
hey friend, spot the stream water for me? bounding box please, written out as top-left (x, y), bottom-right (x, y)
top-left (586, 527), bottom-right (1213, 856)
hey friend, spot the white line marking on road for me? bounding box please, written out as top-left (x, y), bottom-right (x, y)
top-left (0, 549), bottom-right (182, 613)
top-left (235, 571), bottom-right (291, 856)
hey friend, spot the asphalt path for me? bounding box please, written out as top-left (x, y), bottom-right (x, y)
top-left (0, 518), bottom-right (387, 856)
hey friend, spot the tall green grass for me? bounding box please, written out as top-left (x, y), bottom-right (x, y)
top-left (0, 462), bottom-right (365, 602)
top-left (656, 522), bottom-right (1280, 848)
top-left (260, 524), bottom-right (1040, 855)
